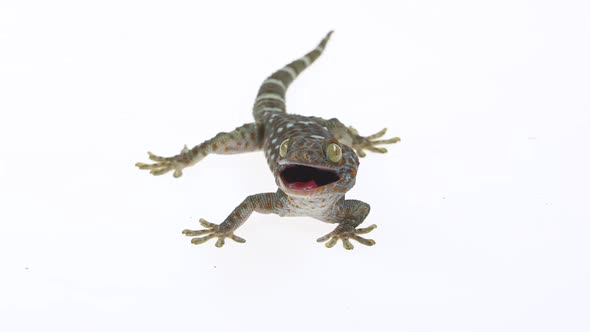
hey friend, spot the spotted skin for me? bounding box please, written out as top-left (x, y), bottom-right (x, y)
top-left (136, 32), bottom-right (400, 250)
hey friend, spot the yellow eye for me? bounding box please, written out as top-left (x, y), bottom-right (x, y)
top-left (326, 143), bottom-right (342, 163)
top-left (279, 139), bottom-right (289, 158)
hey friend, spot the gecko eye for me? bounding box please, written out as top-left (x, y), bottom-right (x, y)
top-left (279, 139), bottom-right (289, 158)
top-left (326, 143), bottom-right (342, 163)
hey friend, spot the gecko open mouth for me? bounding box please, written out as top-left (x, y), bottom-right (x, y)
top-left (279, 164), bottom-right (340, 190)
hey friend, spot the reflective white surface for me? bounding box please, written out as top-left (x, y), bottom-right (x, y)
top-left (1, 1), bottom-right (589, 331)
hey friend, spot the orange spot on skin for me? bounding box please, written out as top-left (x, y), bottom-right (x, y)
top-left (250, 133), bottom-right (256, 140)
top-left (236, 142), bottom-right (242, 146)
top-left (241, 132), bottom-right (246, 139)
top-left (212, 144), bottom-right (218, 151)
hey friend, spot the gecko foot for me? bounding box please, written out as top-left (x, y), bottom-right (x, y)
top-left (316, 224), bottom-right (377, 250)
top-left (135, 145), bottom-right (193, 178)
top-left (351, 126), bottom-right (400, 158)
top-left (182, 218), bottom-right (246, 248)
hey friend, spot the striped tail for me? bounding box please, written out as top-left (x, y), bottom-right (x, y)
top-left (253, 31), bottom-right (333, 120)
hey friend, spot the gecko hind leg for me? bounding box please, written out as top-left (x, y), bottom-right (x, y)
top-left (310, 117), bottom-right (400, 157)
top-left (349, 126), bottom-right (400, 157)
top-left (136, 122), bottom-right (261, 178)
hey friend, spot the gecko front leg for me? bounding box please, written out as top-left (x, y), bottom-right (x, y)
top-left (136, 122), bottom-right (261, 177)
top-left (182, 192), bottom-right (283, 247)
top-left (317, 200), bottom-right (377, 250)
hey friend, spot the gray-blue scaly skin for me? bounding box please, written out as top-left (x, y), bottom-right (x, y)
top-left (136, 32), bottom-right (400, 250)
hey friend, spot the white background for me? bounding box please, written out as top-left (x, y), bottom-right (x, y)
top-left (1, 1), bottom-right (589, 331)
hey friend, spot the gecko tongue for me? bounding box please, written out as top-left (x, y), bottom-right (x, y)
top-left (288, 179), bottom-right (318, 190)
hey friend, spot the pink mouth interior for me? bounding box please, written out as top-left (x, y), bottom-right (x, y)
top-left (287, 179), bottom-right (319, 190)
top-left (280, 164), bottom-right (340, 191)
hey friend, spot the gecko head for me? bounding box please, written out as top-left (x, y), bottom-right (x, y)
top-left (274, 136), bottom-right (359, 197)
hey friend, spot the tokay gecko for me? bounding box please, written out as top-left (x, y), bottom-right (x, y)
top-left (136, 32), bottom-right (400, 250)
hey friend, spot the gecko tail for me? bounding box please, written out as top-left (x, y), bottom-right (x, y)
top-left (253, 31), bottom-right (334, 119)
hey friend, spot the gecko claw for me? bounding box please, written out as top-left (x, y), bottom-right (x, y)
top-left (366, 127), bottom-right (387, 140)
top-left (183, 218), bottom-right (246, 247)
top-left (229, 234), bottom-right (246, 243)
top-left (317, 224), bottom-right (377, 250)
top-left (136, 147), bottom-right (193, 178)
top-left (353, 127), bottom-right (400, 157)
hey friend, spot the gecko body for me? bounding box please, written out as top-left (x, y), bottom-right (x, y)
top-left (136, 32), bottom-right (400, 249)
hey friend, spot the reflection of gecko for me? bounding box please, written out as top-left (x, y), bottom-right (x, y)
top-left (136, 32), bottom-right (400, 249)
